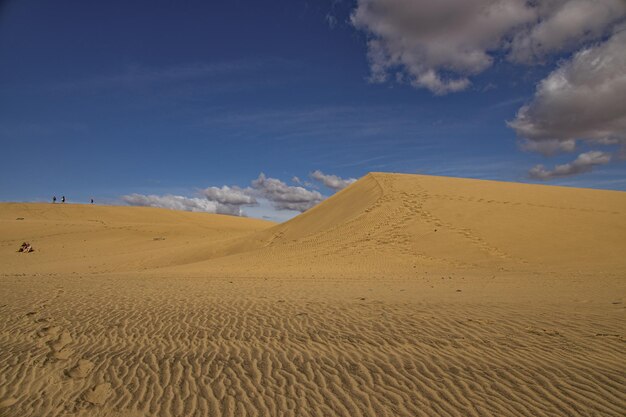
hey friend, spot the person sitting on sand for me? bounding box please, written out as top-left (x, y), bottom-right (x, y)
top-left (18, 242), bottom-right (34, 253)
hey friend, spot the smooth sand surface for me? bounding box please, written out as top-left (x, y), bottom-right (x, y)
top-left (1, 173), bottom-right (625, 416)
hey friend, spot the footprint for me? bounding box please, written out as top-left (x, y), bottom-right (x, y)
top-left (0, 397), bottom-right (18, 408)
top-left (595, 333), bottom-right (621, 338)
top-left (38, 326), bottom-right (62, 338)
top-left (84, 383), bottom-right (112, 405)
top-left (51, 348), bottom-right (75, 360)
top-left (48, 330), bottom-right (74, 360)
top-left (67, 360), bottom-right (94, 379)
top-left (49, 331), bottom-right (72, 352)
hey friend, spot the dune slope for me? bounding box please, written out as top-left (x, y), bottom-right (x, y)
top-left (0, 202), bottom-right (273, 275)
top-left (181, 172), bottom-right (626, 280)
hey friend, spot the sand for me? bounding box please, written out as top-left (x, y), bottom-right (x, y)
top-left (1, 173), bottom-right (624, 417)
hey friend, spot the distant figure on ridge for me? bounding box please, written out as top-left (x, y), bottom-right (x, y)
top-left (61, 196), bottom-right (66, 203)
top-left (90, 198), bottom-right (94, 204)
top-left (52, 196), bottom-right (57, 203)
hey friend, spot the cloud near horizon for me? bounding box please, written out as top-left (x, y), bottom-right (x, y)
top-left (528, 151), bottom-right (612, 180)
top-left (250, 173), bottom-right (324, 212)
top-left (122, 171), bottom-right (357, 216)
top-left (121, 194), bottom-right (249, 216)
top-left (199, 185), bottom-right (257, 213)
top-left (310, 170), bottom-right (357, 191)
top-left (351, 0), bottom-right (626, 94)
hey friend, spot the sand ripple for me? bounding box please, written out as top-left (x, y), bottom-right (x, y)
top-left (1, 277), bottom-right (623, 417)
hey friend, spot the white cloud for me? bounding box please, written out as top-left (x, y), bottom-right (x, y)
top-left (200, 185), bottom-right (256, 205)
top-left (351, 0), bottom-right (534, 94)
top-left (121, 194), bottom-right (246, 215)
top-left (351, 0), bottom-right (626, 94)
top-left (509, 0), bottom-right (626, 63)
top-left (310, 170), bottom-right (357, 191)
top-left (251, 173), bottom-right (324, 212)
top-left (528, 150), bottom-right (612, 179)
top-left (122, 185), bottom-right (257, 216)
top-left (122, 172), bottom-right (348, 217)
top-left (510, 28), bottom-right (626, 158)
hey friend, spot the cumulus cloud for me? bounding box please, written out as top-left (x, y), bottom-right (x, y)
top-left (200, 185), bottom-right (256, 204)
top-left (510, 0), bottom-right (626, 63)
top-left (310, 170), bottom-right (357, 191)
top-left (351, 0), bottom-right (531, 94)
top-left (122, 172), bottom-right (349, 216)
top-left (201, 185), bottom-right (258, 215)
top-left (528, 151), bottom-right (612, 179)
top-left (121, 194), bottom-right (248, 216)
top-left (251, 173), bottom-right (324, 212)
top-left (351, 0), bottom-right (626, 94)
top-left (509, 28), bottom-right (626, 158)
top-left (122, 185), bottom-right (257, 216)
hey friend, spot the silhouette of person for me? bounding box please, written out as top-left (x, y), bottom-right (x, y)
top-left (52, 196), bottom-right (57, 203)
top-left (61, 196), bottom-right (66, 203)
top-left (90, 198), bottom-right (94, 204)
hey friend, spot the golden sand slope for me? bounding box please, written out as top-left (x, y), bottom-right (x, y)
top-left (1, 173), bottom-right (625, 417)
top-left (180, 172), bottom-right (626, 282)
top-left (0, 203), bottom-right (272, 275)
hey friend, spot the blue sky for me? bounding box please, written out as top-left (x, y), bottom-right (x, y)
top-left (1, 0), bottom-right (625, 220)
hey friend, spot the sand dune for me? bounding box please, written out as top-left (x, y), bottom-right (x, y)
top-left (1, 173), bottom-right (625, 416)
top-left (0, 203), bottom-right (272, 275)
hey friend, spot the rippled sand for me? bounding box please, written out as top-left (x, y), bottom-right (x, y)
top-left (1, 173), bottom-right (625, 416)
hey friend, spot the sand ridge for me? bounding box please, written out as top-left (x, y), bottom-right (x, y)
top-left (1, 173), bottom-right (625, 416)
top-left (0, 202), bottom-right (273, 275)
top-left (171, 172), bottom-right (626, 280)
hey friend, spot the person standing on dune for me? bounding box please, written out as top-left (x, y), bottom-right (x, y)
top-left (52, 196), bottom-right (57, 203)
top-left (61, 196), bottom-right (65, 203)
